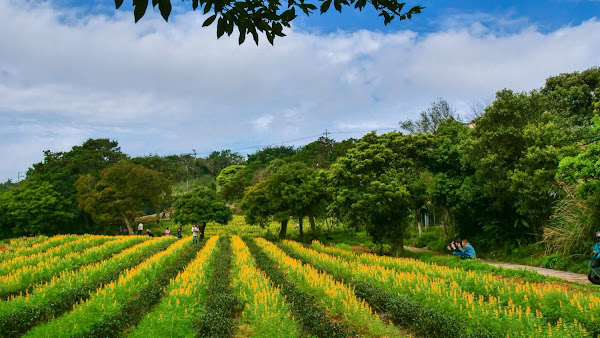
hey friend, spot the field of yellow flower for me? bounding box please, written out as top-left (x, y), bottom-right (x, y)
top-left (0, 229), bottom-right (599, 337)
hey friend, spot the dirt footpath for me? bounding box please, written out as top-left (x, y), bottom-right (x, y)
top-left (482, 261), bottom-right (590, 284)
top-left (404, 246), bottom-right (591, 285)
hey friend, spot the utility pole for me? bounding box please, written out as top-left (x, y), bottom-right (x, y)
top-left (17, 172), bottom-right (24, 182)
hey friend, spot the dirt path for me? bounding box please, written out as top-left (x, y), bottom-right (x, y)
top-left (404, 246), bottom-right (591, 285)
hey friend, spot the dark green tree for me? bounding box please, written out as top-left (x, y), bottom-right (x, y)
top-left (203, 150), bottom-right (245, 177)
top-left (172, 186), bottom-right (233, 228)
top-left (216, 164), bottom-right (251, 202)
top-left (328, 131), bottom-right (412, 256)
top-left (247, 145), bottom-right (297, 165)
top-left (241, 162), bottom-right (326, 239)
top-left (27, 138), bottom-right (127, 233)
top-left (115, 0), bottom-right (423, 45)
top-left (76, 161), bottom-right (172, 233)
top-left (0, 181), bottom-right (74, 237)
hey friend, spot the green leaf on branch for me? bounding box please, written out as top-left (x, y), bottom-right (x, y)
top-left (133, 0), bottom-right (149, 23)
top-left (158, 0), bottom-right (172, 21)
top-left (216, 17), bottom-right (226, 38)
top-left (203, 14), bottom-right (217, 27)
top-left (320, 0), bottom-right (331, 13)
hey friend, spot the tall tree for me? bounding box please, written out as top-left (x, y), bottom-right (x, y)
top-left (328, 131), bottom-right (412, 256)
top-left (400, 98), bottom-right (459, 134)
top-left (172, 186), bottom-right (232, 228)
top-left (241, 162), bottom-right (326, 239)
top-left (216, 164), bottom-right (251, 203)
top-left (76, 161), bottom-right (171, 234)
top-left (247, 145), bottom-right (297, 165)
top-left (0, 181), bottom-right (74, 237)
top-left (203, 150), bottom-right (244, 177)
top-left (27, 138), bottom-right (127, 233)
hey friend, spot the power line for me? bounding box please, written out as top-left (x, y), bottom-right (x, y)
top-left (194, 127), bottom-right (400, 157)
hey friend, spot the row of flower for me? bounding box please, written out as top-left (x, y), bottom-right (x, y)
top-left (0, 234), bottom-right (81, 263)
top-left (308, 240), bottom-right (599, 331)
top-left (23, 236), bottom-right (193, 337)
top-left (0, 236), bottom-right (173, 336)
top-left (0, 235), bottom-right (150, 300)
top-left (0, 235), bottom-right (114, 276)
top-left (127, 236), bottom-right (219, 337)
top-left (230, 235), bottom-right (302, 337)
top-left (280, 239), bottom-right (594, 337)
top-left (255, 237), bottom-right (402, 336)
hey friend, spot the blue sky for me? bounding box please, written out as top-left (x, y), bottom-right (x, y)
top-left (0, 0), bottom-right (599, 181)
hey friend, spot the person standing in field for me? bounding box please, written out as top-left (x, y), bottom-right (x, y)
top-left (177, 225), bottom-right (182, 239)
top-left (192, 224), bottom-right (199, 245)
top-left (138, 222), bottom-right (144, 235)
top-left (165, 227), bottom-right (171, 236)
top-left (199, 223), bottom-right (206, 242)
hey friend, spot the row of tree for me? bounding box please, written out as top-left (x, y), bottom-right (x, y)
top-left (223, 68), bottom-right (600, 256)
top-left (1, 68), bottom-right (599, 258)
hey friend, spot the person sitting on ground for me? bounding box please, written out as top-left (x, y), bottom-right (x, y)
top-left (591, 231), bottom-right (600, 267)
top-left (448, 239), bottom-right (476, 259)
top-left (146, 228), bottom-right (154, 237)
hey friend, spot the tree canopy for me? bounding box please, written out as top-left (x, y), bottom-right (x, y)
top-left (115, 0), bottom-right (423, 45)
top-left (172, 186), bottom-right (232, 226)
top-left (75, 161), bottom-right (171, 233)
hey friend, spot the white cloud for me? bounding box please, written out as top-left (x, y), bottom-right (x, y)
top-left (252, 115), bottom-right (274, 130)
top-left (1, 1), bottom-right (600, 179)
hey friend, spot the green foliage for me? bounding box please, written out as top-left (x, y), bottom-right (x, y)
top-left (203, 149), bottom-right (244, 177)
top-left (115, 0), bottom-right (423, 45)
top-left (0, 180), bottom-right (74, 237)
top-left (78, 241), bottom-right (201, 338)
top-left (243, 237), bottom-right (350, 337)
top-left (557, 115), bottom-right (600, 222)
top-left (76, 161), bottom-right (171, 232)
top-left (241, 162), bottom-right (326, 238)
top-left (216, 164), bottom-right (250, 202)
top-left (247, 145), bottom-right (297, 165)
top-left (195, 237), bottom-right (243, 337)
top-left (278, 243), bottom-right (477, 337)
top-left (172, 186), bottom-right (232, 226)
top-left (23, 138), bottom-right (126, 234)
top-left (400, 97), bottom-right (460, 134)
top-left (328, 131), bottom-right (413, 254)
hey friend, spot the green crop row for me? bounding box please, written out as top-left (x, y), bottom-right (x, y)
top-left (0, 236), bottom-right (169, 337)
top-left (195, 236), bottom-right (243, 337)
top-left (254, 238), bottom-right (403, 337)
top-left (0, 235), bottom-right (82, 263)
top-left (230, 235), bottom-right (302, 337)
top-left (23, 236), bottom-right (192, 337)
top-left (281, 240), bottom-right (590, 337)
top-left (243, 237), bottom-right (349, 337)
top-left (0, 235), bottom-right (114, 276)
top-left (310, 240), bottom-right (600, 334)
top-left (127, 236), bottom-right (218, 338)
